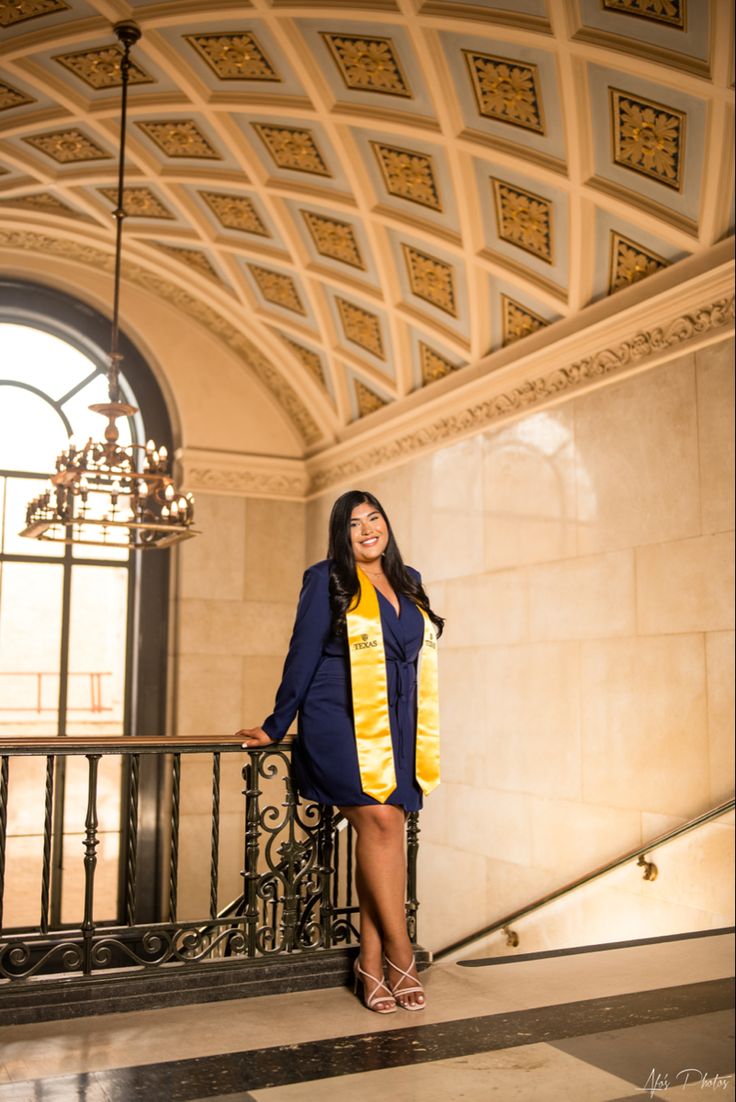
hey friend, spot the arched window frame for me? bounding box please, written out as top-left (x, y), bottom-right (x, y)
top-left (0, 278), bottom-right (173, 924)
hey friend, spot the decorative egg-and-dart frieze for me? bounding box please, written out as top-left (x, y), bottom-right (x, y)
top-left (337, 298), bottom-right (384, 359)
top-left (402, 245), bottom-right (457, 317)
top-left (602, 0), bottom-right (685, 29)
top-left (23, 128), bottom-right (111, 164)
top-left (419, 342), bottom-right (462, 385)
top-left (249, 265), bottom-right (306, 315)
top-left (253, 124), bottom-right (331, 177)
top-left (464, 51), bottom-right (544, 134)
top-left (0, 80), bottom-right (35, 111)
top-left (0, 0), bottom-right (68, 27)
top-left (492, 178), bottom-right (553, 263)
top-left (155, 244), bottom-right (221, 282)
top-left (200, 192), bottom-right (269, 236)
top-left (355, 380), bottom-right (387, 418)
top-left (371, 142), bottom-right (441, 211)
top-left (320, 33), bottom-right (412, 98)
top-left (609, 230), bottom-right (668, 293)
top-left (98, 187), bottom-right (174, 220)
top-left (281, 336), bottom-right (326, 388)
top-left (53, 46), bottom-right (152, 90)
top-left (501, 294), bottom-right (548, 346)
top-left (136, 121), bottom-right (221, 160)
top-left (301, 210), bottom-right (363, 269)
top-left (610, 88), bottom-right (685, 190)
top-left (185, 32), bottom-right (280, 82)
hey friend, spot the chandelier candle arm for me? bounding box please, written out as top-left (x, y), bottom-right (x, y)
top-left (20, 21), bottom-right (198, 551)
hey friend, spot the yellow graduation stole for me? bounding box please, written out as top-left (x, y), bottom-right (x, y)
top-left (346, 567), bottom-right (440, 803)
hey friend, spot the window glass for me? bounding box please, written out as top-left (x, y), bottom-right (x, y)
top-left (2, 476), bottom-right (64, 558)
top-left (0, 386), bottom-right (68, 473)
top-left (0, 562), bottom-right (64, 737)
top-left (0, 323), bottom-right (93, 399)
top-left (66, 565), bottom-right (128, 736)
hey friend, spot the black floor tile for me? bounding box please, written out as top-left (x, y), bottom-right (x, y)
top-left (550, 1009), bottom-right (734, 1097)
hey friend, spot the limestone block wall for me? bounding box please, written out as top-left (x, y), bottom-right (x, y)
top-left (170, 494), bottom-right (306, 918)
top-left (306, 337), bottom-right (735, 956)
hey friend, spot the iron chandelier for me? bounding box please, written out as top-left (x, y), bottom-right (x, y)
top-left (20, 21), bottom-right (198, 550)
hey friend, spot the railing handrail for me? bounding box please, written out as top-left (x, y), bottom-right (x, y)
top-left (0, 735), bottom-right (293, 755)
top-left (434, 796), bottom-right (735, 961)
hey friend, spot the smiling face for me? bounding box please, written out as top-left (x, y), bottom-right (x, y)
top-left (349, 502), bottom-right (389, 568)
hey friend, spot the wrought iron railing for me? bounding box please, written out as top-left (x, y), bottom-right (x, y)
top-left (0, 737), bottom-right (420, 983)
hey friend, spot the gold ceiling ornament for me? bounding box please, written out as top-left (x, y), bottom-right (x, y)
top-left (185, 31), bottom-right (280, 82)
top-left (253, 123), bottom-right (331, 176)
top-left (419, 342), bottom-right (462, 385)
top-left (464, 50), bottom-right (544, 133)
top-left (24, 128), bottom-right (111, 164)
top-left (301, 210), bottom-right (364, 268)
top-left (53, 45), bottom-right (153, 90)
top-left (355, 380), bottom-right (387, 417)
top-left (610, 88), bottom-right (685, 190)
top-left (320, 32), bottom-right (412, 98)
top-left (0, 0), bottom-right (68, 27)
top-left (20, 22), bottom-right (198, 551)
top-left (155, 244), bottom-right (221, 282)
top-left (402, 244), bottom-right (457, 316)
top-left (609, 230), bottom-right (668, 292)
top-left (371, 141), bottom-right (441, 211)
top-left (248, 264), bottom-right (306, 314)
top-left (0, 192), bottom-right (78, 216)
top-left (501, 294), bottom-right (549, 346)
top-left (282, 335), bottom-right (327, 388)
top-left (337, 298), bottom-right (385, 359)
top-left (200, 191), bottom-right (269, 236)
top-left (492, 178), bottom-right (553, 263)
top-left (136, 119), bottom-right (220, 160)
top-left (0, 79), bottom-right (35, 111)
top-left (99, 186), bottom-right (174, 220)
top-left (602, 0), bottom-right (685, 29)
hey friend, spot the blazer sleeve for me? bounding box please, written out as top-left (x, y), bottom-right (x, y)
top-left (261, 564), bottom-right (332, 742)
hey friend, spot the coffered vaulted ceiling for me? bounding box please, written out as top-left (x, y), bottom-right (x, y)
top-left (1, 0), bottom-right (734, 453)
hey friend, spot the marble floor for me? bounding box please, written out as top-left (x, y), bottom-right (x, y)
top-left (0, 930), bottom-right (732, 1102)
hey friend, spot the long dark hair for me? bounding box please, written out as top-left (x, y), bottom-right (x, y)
top-left (327, 489), bottom-right (445, 637)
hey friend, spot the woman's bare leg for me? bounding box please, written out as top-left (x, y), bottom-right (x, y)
top-left (339, 804), bottom-right (424, 1009)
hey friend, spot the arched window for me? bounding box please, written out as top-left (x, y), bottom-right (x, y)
top-left (0, 280), bottom-right (172, 927)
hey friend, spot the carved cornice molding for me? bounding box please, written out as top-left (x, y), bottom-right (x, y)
top-left (177, 449), bottom-right (309, 501)
top-left (0, 228), bottom-right (322, 448)
top-left (307, 290), bottom-right (734, 496)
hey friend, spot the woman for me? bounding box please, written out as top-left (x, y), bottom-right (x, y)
top-left (236, 489), bottom-right (443, 1014)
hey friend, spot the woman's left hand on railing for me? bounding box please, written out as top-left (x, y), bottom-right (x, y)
top-left (236, 725), bottom-right (276, 749)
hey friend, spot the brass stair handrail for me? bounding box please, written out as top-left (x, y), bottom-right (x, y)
top-left (434, 796), bottom-right (735, 962)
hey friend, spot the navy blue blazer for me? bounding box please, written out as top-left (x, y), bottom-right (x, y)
top-left (262, 559), bottom-right (424, 809)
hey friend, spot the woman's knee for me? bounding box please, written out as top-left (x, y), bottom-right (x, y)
top-left (341, 804), bottom-right (404, 838)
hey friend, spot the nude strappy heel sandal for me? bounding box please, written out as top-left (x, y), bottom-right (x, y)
top-left (384, 954), bottom-right (425, 1011)
top-left (353, 958), bottom-right (397, 1014)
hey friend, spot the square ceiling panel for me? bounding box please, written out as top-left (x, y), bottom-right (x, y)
top-left (271, 328), bottom-right (336, 406)
top-left (406, 326), bottom-right (467, 391)
top-left (241, 260), bottom-right (319, 332)
top-left (155, 20), bottom-right (309, 102)
top-left (589, 207), bottom-right (690, 303)
top-left (191, 186), bottom-right (285, 247)
top-left (473, 158), bottom-right (569, 301)
top-left (486, 275), bottom-right (560, 354)
top-left (283, 198), bottom-right (381, 286)
top-left (324, 288), bottom-right (394, 381)
top-left (19, 36), bottom-right (180, 101)
top-left (438, 31), bottom-right (567, 169)
top-left (586, 63), bottom-right (708, 230)
top-left (0, 0), bottom-right (98, 39)
top-left (349, 127), bottom-right (461, 236)
top-left (232, 116), bottom-right (352, 195)
top-left (294, 20), bottom-right (438, 124)
top-left (573, 0), bottom-right (710, 76)
top-left (386, 228), bottom-right (468, 340)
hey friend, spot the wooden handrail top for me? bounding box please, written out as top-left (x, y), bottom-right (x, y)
top-left (0, 735), bottom-right (295, 756)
